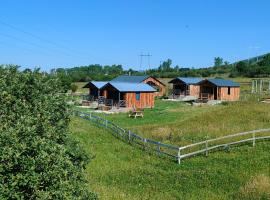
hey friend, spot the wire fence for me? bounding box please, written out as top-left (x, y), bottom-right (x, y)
top-left (72, 110), bottom-right (270, 164)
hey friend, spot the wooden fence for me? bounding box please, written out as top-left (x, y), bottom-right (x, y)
top-left (72, 110), bottom-right (270, 164)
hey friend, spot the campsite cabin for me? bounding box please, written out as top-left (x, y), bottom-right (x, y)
top-left (111, 75), bottom-right (166, 97)
top-left (82, 81), bottom-right (107, 100)
top-left (100, 82), bottom-right (156, 108)
top-left (198, 79), bottom-right (240, 101)
top-left (168, 77), bottom-right (202, 98)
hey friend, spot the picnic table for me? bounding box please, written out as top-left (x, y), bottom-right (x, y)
top-left (129, 109), bottom-right (144, 118)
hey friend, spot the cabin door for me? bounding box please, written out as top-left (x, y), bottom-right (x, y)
top-left (214, 87), bottom-right (217, 100)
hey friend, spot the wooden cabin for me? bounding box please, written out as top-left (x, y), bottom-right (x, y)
top-left (198, 79), bottom-right (240, 101)
top-left (82, 81), bottom-right (107, 100)
top-left (100, 82), bottom-right (156, 108)
top-left (168, 77), bottom-right (202, 98)
top-left (111, 75), bottom-right (166, 97)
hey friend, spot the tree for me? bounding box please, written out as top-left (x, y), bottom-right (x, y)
top-left (258, 53), bottom-right (270, 66)
top-left (224, 61), bottom-right (230, 66)
top-left (214, 57), bottom-right (223, 67)
top-left (235, 61), bottom-right (247, 73)
top-left (159, 59), bottom-right (173, 71)
top-left (0, 67), bottom-right (97, 199)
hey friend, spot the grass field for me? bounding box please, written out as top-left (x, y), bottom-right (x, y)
top-left (75, 99), bottom-right (270, 146)
top-left (70, 117), bottom-right (270, 200)
top-left (71, 78), bottom-right (270, 199)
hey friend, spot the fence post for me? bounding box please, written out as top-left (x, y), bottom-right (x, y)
top-left (251, 80), bottom-right (254, 93)
top-left (105, 119), bottom-right (108, 128)
top-left (157, 142), bottom-right (161, 156)
top-left (143, 138), bottom-right (147, 150)
top-left (253, 132), bottom-right (256, 147)
top-left (89, 112), bottom-right (92, 119)
top-left (205, 140), bottom-right (209, 157)
top-left (128, 130), bottom-right (131, 143)
top-left (177, 148), bottom-right (181, 164)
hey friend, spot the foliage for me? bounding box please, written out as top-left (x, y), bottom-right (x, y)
top-left (235, 61), bottom-right (247, 73)
top-left (214, 57), bottom-right (223, 67)
top-left (71, 83), bottom-right (79, 93)
top-left (0, 67), bottom-right (97, 199)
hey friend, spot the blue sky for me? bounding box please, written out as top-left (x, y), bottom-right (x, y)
top-left (0, 0), bottom-right (269, 71)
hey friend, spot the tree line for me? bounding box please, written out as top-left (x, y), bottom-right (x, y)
top-left (50, 53), bottom-right (270, 91)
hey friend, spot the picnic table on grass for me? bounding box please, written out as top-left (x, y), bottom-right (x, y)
top-left (129, 108), bottom-right (144, 118)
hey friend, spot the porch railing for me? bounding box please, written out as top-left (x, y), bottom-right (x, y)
top-left (118, 100), bottom-right (127, 107)
top-left (82, 94), bottom-right (95, 101)
top-left (199, 93), bottom-right (211, 100)
top-left (98, 96), bottom-right (105, 104)
top-left (172, 89), bottom-right (190, 98)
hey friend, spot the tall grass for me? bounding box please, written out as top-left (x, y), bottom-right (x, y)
top-left (70, 117), bottom-right (270, 200)
top-left (78, 100), bottom-right (270, 146)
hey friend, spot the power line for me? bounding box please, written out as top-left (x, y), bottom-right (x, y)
top-left (0, 19), bottom-right (88, 58)
top-left (0, 32), bottom-right (73, 58)
top-left (0, 19), bottom-right (121, 65)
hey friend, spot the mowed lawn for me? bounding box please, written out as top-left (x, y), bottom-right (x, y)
top-left (70, 117), bottom-right (270, 200)
top-left (77, 99), bottom-right (270, 146)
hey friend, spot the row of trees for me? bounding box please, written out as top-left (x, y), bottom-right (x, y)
top-left (0, 66), bottom-right (97, 199)
top-left (229, 54), bottom-right (270, 77)
top-left (49, 53), bottom-right (270, 91)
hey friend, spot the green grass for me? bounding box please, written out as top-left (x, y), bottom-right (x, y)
top-left (71, 77), bottom-right (270, 199)
top-left (70, 117), bottom-right (270, 200)
top-left (75, 100), bottom-right (270, 146)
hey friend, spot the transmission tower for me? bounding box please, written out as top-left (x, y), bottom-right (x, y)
top-left (139, 53), bottom-right (152, 70)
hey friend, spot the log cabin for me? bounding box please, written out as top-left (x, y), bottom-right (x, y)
top-left (168, 77), bottom-right (202, 98)
top-left (111, 75), bottom-right (166, 97)
top-left (100, 82), bottom-right (156, 108)
top-left (198, 79), bottom-right (240, 101)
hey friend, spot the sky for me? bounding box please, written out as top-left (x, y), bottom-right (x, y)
top-left (0, 0), bottom-right (269, 71)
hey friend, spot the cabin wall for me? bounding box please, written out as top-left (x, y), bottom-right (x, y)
top-left (125, 92), bottom-right (154, 108)
top-left (189, 85), bottom-right (200, 97)
top-left (218, 87), bottom-right (240, 101)
top-left (102, 90), bottom-right (108, 98)
top-left (143, 77), bottom-right (166, 97)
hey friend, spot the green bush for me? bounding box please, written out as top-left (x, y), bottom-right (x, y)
top-left (71, 83), bottom-right (79, 93)
top-left (0, 67), bottom-right (97, 199)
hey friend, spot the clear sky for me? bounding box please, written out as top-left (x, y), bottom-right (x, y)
top-left (0, 0), bottom-right (269, 71)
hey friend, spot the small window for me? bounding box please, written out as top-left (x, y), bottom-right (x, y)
top-left (228, 87), bottom-right (231, 95)
top-left (136, 92), bottom-right (140, 101)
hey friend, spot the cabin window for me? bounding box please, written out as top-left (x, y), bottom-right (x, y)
top-left (136, 92), bottom-right (140, 101)
top-left (228, 87), bottom-right (231, 95)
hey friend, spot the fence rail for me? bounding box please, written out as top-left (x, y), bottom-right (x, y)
top-left (72, 110), bottom-right (270, 164)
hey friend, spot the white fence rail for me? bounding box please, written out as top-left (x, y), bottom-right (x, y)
top-left (72, 110), bottom-right (270, 164)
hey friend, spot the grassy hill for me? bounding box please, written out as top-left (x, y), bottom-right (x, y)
top-left (70, 116), bottom-right (270, 200)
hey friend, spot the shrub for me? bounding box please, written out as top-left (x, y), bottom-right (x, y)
top-left (0, 67), bottom-right (97, 199)
top-left (71, 83), bottom-right (79, 93)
